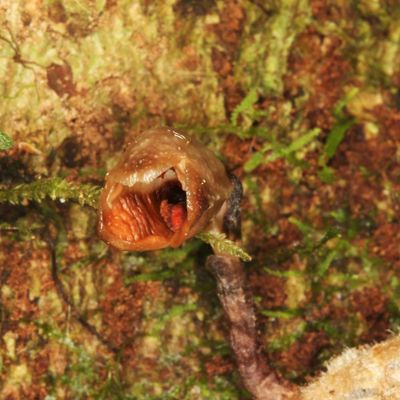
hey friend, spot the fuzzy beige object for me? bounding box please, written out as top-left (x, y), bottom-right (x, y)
top-left (301, 335), bottom-right (400, 400)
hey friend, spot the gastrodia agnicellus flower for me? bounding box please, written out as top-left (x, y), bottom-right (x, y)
top-left (98, 128), bottom-right (233, 251)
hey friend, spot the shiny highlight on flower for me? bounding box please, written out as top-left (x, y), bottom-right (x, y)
top-left (98, 128), bottom-right (232, 251)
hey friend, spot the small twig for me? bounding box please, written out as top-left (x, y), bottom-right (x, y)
top-left (207, 255), bottom-right (296, 399)
top-left (223, 173), bottom-right (244, 241)
top-left (207, 175), bottom-right (297, 399)
top-left (0, 27), bottom-right (45, 70)
top-left (0, 26), bottom-right (45, 99)
top-left (46, 237), bottom-right (118, 354)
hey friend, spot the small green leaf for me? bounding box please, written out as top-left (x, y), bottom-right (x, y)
top-left (260, 308), bottom-right (300, 319)
top-left (320, 118), bottom-right (355, 163)
top-left (281, 128), bottom-right (321, 154)
top-left (230, 89), bottom-right (258, 126)
top-left (333, 87), bottom-right (359, 119)
top-left (267, 128), bottom-right (321, 162)
top-left (264, 267), bottom-right (304, 278)
top-left (244, 151), bottom-right (264, 172)
top-left (125, 270), bottom-right (176, 283)
top-left (0, 131), bottom-right (13, 150)
top-left (197, 231), bottom-right (252, 262)
top-left (316, 250), bottom-right (337, 277)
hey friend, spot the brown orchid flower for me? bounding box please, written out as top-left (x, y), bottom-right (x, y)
top-left (98, 127), bottom-right (233, 251)
top-left (98, 128), bottom-right (295, 398)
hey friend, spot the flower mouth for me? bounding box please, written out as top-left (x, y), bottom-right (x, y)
top-left (98, 128), bottom-right (234, 251)
top-left (99, 169), bottom-right (188, 250)
top-left (158, 179), bottom-right (187, 232)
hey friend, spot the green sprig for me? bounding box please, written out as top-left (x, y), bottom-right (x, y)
top-left (197, 231), bottom-right (252, 262)
top-left (0, 178), bottom-right (252, 260)
top-left (0, 131), bottom-right (13, 150)
top-left (0, 177), bottom-right (101, 208)
top-left (230, 88), bottom-right (259, 127)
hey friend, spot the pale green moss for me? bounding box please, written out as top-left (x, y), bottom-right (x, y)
top-left (0, 0), bottom-right (226, 169)
top-left (236, 0), bottom-right (311, 95)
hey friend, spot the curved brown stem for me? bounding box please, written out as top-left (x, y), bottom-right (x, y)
top-left (95, 129), bottom-right (299, 396)
top-left (207, 255), bottom-right (297, 400)
top-left (208, 174), bottom-right (298, 399)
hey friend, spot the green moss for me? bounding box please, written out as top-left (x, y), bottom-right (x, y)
top-left (0, 131), bottom-right (13, 150)
top-left (0, 177), bottom-right (101, 208)
top-left (197, 232), bottom-right (252, 261)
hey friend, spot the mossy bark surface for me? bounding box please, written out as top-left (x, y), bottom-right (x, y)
top-left (1, 1), bottom-right (400, 398)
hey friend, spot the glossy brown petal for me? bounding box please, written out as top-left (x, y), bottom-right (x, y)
top-left (98, 128), bottom-right (233, 251)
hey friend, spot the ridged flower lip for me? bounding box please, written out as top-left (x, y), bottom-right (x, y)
top-left (98, 128), bottom-right (232, 251)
